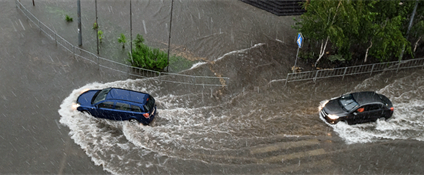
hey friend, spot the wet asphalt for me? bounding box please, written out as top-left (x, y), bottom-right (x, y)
top-left (1, 1), bottom-right (112, 173)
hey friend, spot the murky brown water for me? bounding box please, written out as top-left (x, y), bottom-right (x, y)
top-left (3, 0), bottom-right (424, 174)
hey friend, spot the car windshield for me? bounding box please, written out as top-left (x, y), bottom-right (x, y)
top-left (92, 88), bottom-right (111, 104)
top-left (338, 94), bottom-right (359, 111)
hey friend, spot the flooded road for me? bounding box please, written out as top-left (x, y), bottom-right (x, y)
top-left (2, 0), bottom-right (424, 174)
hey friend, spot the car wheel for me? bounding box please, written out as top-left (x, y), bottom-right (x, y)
top-left (347, 120), bottom-right (356, 125)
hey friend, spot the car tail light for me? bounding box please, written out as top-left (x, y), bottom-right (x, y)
top-left (390, 107), bottom-right (394, 111)
top-left (143, 113), bottom-right (150, 118)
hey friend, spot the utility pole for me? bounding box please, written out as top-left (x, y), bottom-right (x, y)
top-left (77, 0), bottom-right (82, 46)
top-left (167, 0), bottom-right (174, 72)
top-left (130, 0), bottom-right (133, 55)
top-left (95, 0), bottom-right (99, 55)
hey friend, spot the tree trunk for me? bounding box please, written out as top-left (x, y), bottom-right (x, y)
top-left (314, 36), bottom-right (329, 67)
top-left (364, 40), bottom-right (373, 63)
top-left (414, 36), bottom-right (421, 53)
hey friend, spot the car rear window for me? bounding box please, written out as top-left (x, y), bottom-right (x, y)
top-left (143, 96), bottom-right (155, 112)
top-left (379, 95), bottom-right (393, 107)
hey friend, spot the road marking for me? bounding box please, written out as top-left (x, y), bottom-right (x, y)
top-left (58, 138), bottom-right (70, 175)
top-left (19, 19), bottom-right (25, 30)
top-left (10, 19), bottom-right (17, 32)
top-left (250, 139), bottom-right (320, 154)
top-left (143, 20), bottom-right (147, 34)
top-left (260, 148), bottom-right (327, 163)
top-left (267, 159), bottom-right (334, 174)
top-left (187, 152), bottom-right (257, 162)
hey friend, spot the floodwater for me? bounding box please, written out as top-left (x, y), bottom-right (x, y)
top-left (2, 0), bottom-right (424, 174)
top-left (58, 63), bottom-right (424, 174)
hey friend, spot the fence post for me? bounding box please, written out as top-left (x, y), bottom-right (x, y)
top-left (284, 73), bottom-right (289, 86)
top-left (313, 70), bottom-right (319, 82)
top-left (396, 61), bottom-right (401, 73)
top-left (370, 64), bottom-right (375, 76)
top-left (158, 72), bottom-right (161, 82)
top-left (126, 65), bottom-right (129, 78)
top-left (342, 67), bottom-right (347, 80)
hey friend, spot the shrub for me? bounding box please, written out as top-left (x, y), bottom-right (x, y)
top-left (118, 33), bottom-right (126, 48)
top-left (93, 22), bottom-right (98, 29)
top-left (128, 34), bottom-right (169, 71)
top-left (98, 30), bottom-right (103, 43)
top-left (65, 15), bottom-right (73, 22)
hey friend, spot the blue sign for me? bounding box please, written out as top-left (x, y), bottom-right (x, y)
top-left (297, 33), bottom-right (303, 48)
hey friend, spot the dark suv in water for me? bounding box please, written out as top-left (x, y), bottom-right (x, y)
top-left (73, 87), bottom-right (156, 125)
top-left (319, 91), bottom-right (394, 125)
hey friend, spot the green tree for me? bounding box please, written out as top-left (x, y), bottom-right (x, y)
top-left (294, 0), bottom-right (421, 66)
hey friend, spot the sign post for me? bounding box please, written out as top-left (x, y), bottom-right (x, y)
top-left (294, 33), bottom-right (303, 72)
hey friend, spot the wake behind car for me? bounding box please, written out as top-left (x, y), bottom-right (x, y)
top-left (319, 91), bottom-right (393, 125)
top-left (72, 87), bottom-right (156, 125)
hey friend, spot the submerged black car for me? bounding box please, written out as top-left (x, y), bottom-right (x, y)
top-left (319, 91), bottom-right (394, 125)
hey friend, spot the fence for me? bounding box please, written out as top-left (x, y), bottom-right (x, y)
top-left (15, 0), bottom-right (229, 87)
top-left (285, 57), bottom-right (424, 84)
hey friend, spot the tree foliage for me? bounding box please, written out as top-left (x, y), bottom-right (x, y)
top-left (128, 34), bottom-right (169, 71)
top-left (294, 0), bottom-right (423, 66)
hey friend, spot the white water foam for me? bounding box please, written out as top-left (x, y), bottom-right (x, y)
top-left (190, 61), bottom-right (207, 69)
top-left (58, 79), bottom-right (168, 174)
top-left (58, 79), bottom-right (252, 174)
top-left (57, 64), bottom-right (256, 173)
top-left (329, 70), bottom-right (424, 144)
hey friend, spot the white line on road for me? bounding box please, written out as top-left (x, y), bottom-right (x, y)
top-left (10, 19), bottom-right (17, 32)
top-left (19, 19), bottom-right (25, 30)
top-left (260, 148), bottom-right (327, 163)
top-left (143, 20), bottom-right (147, 34)
top-left (267, 159), bottom-right (334, 174)
top-left (250, 139), bottom-right (320, 154)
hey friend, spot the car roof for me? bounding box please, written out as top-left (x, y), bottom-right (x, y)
top-left (351, 91), bottom-right (383, 106)
top-left (106, 88), bottom-right (149, 104)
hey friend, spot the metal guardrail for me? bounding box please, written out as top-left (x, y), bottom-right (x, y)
top-left (15, 0), bottom-right (229, 87)
top-left (285, 57), bottom-right (424, 84)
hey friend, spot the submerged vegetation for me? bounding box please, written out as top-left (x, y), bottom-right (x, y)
top-left (65, 15), bottom-right (73, 22)
top-left (128, 34), bottom-right (169, 71)
top-left (118, 33), bottom-right (126, 48)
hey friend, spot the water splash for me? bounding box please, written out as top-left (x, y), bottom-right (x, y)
top-left (330, 70), bottom-right (424, 144)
